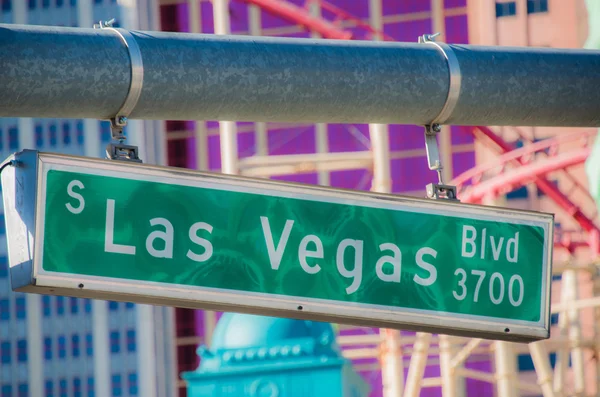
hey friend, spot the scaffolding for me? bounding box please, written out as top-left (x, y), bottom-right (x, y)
top-left (161, 0), bottom-right (600, 395)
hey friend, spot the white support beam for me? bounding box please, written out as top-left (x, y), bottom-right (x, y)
top-left (494, 341), bottom-right (518, 397)
top-left (404, 332), bottom-right (432, 397)
top-left (137, 305), bottom-right (158, 397)
top-left (213, 0), bottom-right (238, 175)
top-left (529, 341), bottom-right (559, 397)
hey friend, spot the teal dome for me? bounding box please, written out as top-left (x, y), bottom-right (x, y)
top-left (211, 313), bottom-right (336, 351)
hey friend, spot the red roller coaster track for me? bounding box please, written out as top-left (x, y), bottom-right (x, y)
top-left (237, 0), bottom-right (599, 254)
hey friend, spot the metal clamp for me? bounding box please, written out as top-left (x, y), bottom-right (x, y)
top-left (94, 19), bottom-right (143, 163)
top-left (418, 33), bottom-right (462, 201)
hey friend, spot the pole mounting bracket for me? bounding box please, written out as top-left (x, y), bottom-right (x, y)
top-left (418, 33), bottom-right (462, 201)
top-left (94, 18), bottom-right (144, 163)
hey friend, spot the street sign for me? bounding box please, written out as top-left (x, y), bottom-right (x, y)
top-left (1, 150), bottom-right (554, 342)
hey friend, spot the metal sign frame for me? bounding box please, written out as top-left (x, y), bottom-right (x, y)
top-left (1, 150), bottom-right (554, 342)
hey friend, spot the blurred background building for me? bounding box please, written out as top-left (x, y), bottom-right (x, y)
top-left (0, 2), bottom-right (175, 397)
top-left (1, 0), bottom-right (599, 396)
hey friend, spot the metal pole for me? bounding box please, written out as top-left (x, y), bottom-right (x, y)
top-left (2, 24), bottom-right (600, 127)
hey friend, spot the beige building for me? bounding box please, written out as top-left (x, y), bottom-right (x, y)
top-left (466, 1), bottom-right (599, 395)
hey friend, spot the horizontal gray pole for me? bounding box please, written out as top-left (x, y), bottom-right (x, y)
top-left (1, 24), bottom-right (600, 127)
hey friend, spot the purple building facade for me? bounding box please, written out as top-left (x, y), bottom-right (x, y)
top-left (159, 1), bottom-right (483, 396)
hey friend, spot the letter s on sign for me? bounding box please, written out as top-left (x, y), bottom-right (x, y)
top-left (66, 180), bottom-right (85, 214)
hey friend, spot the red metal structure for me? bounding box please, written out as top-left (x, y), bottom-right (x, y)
top-left (237, 0), bottom-right (394, 40)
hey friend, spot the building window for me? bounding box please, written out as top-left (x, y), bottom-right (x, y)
top-left (73, 377), bottom-right (81, 397)
top-left (0, 256), bottom-right (7, 278)
top-left (18, 383), bottom-right (28, 397)
top-left (17, 339), bottom-right (27, 362)
top-left (84, 299), bottom-right (92, 314)
top-left (496, 1), bottom-right (517, 17)
top-left (87, 377), bottom-right (94, 397)
top-left (72, 334), bottom-right (80, 357)
top-left (126, 329), bottom-right (136, 353)
top-left (56, 296), bottom-right (64, 315)
top-left (42, 0), bottom-right (50, 8)
top-left (1, 0), bottom-right (11, 12)
top-left (1, 385), bottom-right (12, 397)
top-left (1, 341), bottom-right (10, 364)
top-left (527, 0), bottom-right (548, 14)
top-left (85, 333), bottom-right (93, 357)
top-left (110, 331), bottom-right (120, 353)
top-left (28, 0), bottom-right (35, 9)
top-left (111, 374), bottom-right (122, 397)
top-left (58, 335), bottom-right (66, 359)
top-left (45, 380), bottom-right (54, 397)
top-left (0, 299), bottom-right (9, 321)
top-left (76, 120), bottom-right (84, 145)
top-left (56, 0), bottom-right (62, 6)
top-left (127, 373), bottom-right (138, 396)
top-left (43, 296), bottom-right (52, 317)
top-left (62, 122), bottom-right (71, 145)
top-left (8, 127), bottom-right (18, 150)
top-left (15, 296), bottom-right (26, 320)
top-left (35, 124), bottom-right (44, 148)
top-left (100, 122), bottom-right (111, 144)
top-left (70, 297), bottom-right (78, 314)
top-left (125, 302), bottom-right (135, 309)
top-left (59, 379), bottom-right (67, 397)
top-left (49, 124), bottom-right (57, 147)
top-left (44, 337), bottom-right (52, 361)
top-left (108, 301), bottom-right (119, 311)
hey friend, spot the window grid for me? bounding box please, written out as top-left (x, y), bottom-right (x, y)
top-left (58, 335), bottom-right (66, 359)
top-left (111, 374), bottom-right (122, 397)
top-left (15, 296), bottom-right (26, 320)
top-left (44, 337), bottom-right (52, 361)
top-left (86, 333), bottom-right (93, 357)
top-left (110, 330), bottom-right (120, 354)
top-left (17, 383), bottom-right (28, 397)
top-left (56, 296), bottom-right (65, 316)
top-left (496, 1), bottom-right (517, 17)
top-left (59, 379), bottom-right (67, 397)
top-left (35, 124), bottom-right (44, 148)
top-left (43, 296), bottom-right (52, 317)
top-left (45, 380), bottom-right (54, 397)
top-left (70, 297), bottom-right (79, 314)
top-left (73, 377), bottom-right (82, 397)
top-left (17, 339), bottom-right (27, 362)
top-left (1, 0), bottom-right (11, 12)
top-left (72, 334), bottom-right (80, 357)
top-left (8, 127), bottom-right (18, 150)
top-left (128, 373), bottom-right (138, 396)
top-left (527, 0), bottom-right (548, 14)
top-left (0, 299), bottom-right (9, 321)
top-left (0, 256), bottom-right (7, 278)
top-left (1, 341), bottom-right (10, 364)
top-left (126, 329), bottom-right (136, 353)
top-left (87, 377), bottom-right (94, 397)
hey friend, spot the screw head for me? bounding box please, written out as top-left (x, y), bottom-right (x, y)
top-left (432, 124), bottom-right (441, 132)
top-left (118, 116), bottom-right (127, 124)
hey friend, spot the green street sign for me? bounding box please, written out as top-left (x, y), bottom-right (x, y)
top-left (1, 150), bottom-right (554, 342)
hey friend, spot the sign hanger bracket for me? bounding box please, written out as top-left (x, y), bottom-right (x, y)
top-left (94, 18), bottom-right (144, 163)
top-left (418, 33), bottom-right (462, 201)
